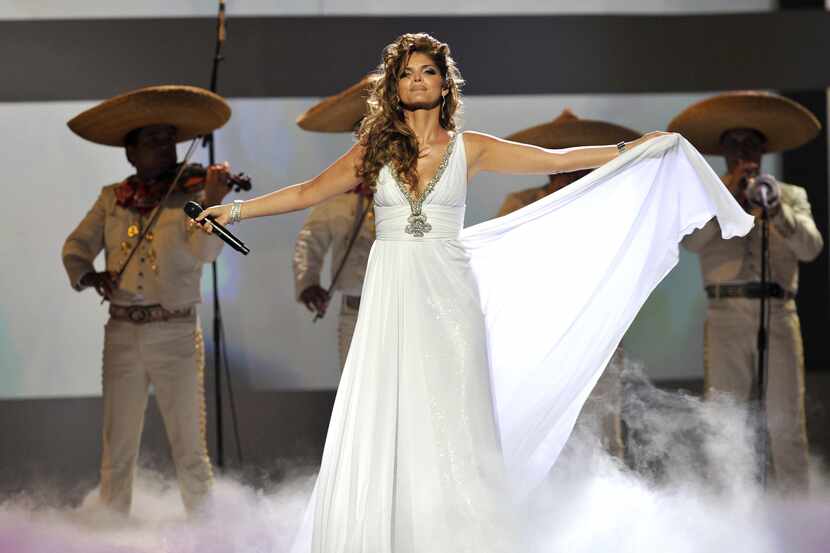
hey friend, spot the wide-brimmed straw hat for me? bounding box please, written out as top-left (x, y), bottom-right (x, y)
top-left (505, 109), bottom-right (641, 149)
top-left (68, 85), bottom-right (231, 147)
top-left (667, 91), bottom-right (821, 155)
top-left (296, 75), bottom-right (374, 133)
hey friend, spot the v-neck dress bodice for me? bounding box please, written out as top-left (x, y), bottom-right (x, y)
top-left (373, 132), bottom-right (466, 240)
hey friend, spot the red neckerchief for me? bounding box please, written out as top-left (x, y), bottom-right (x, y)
top-left (114, 175), bottom-right (169, 215)
top-left (115, 164), bottom-right (205, 214)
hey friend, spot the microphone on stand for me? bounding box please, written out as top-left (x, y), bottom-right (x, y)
top-left (747, 175), bottom-right (779, 210)
top-left (758, 185), bottom-right (769, 209)
top-left (183, 200), bottom-right (251, 255)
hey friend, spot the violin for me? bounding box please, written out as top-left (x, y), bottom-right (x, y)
top-left (115, 162), bottom-right (253, 214)
top-left (177, 162), bottom-right (252, 194)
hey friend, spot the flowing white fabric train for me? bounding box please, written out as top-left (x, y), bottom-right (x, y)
top-left (291, 133), bottom-right (754, 553)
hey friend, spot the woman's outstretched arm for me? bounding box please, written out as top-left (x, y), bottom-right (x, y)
top-left (196, 144), bottom-right (364, 226)
top-left (463, 130), bottom-right (669, 180)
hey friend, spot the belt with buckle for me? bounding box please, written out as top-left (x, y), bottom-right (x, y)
top-left (109, 304), bottom-right (194, 324)
top-left (705, 282), bottom-right (796, 300)
top-left (343, 295), bottom-right (361, 310)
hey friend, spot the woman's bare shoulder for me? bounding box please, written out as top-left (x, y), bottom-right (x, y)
top-left (460, 130), bottom-right (497, 144)
top-left (334, 141), bottom-right (365, 171)
top-left (459, 130), bottom-right (501, 162)
top-left (348, 140), bottom-right (366, 159)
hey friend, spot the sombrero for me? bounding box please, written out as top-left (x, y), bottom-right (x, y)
top-left (506, 109), bottom-right (641, 149)
top-left (296, 75), bottom-right (374, 133)
top-left (68, 85), bottom-right (231, 147)
top-left (667, 91), bottom-right (821, 155)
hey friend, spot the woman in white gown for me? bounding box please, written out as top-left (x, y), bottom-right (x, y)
top-left (197, 34), bottom-right (753, 553)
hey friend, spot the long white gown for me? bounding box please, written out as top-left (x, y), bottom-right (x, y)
top-left (292, 133), bottom-right (753, 553)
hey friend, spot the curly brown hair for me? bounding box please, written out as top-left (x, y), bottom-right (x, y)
top-left (355, 33), bottom-right (464, 192)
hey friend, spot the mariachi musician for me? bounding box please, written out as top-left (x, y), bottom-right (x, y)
top-left (62, 85), bottom-right (245, 515)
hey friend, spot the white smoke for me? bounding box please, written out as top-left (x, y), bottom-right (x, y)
top-left (1, 356), bottom-right (828, 553)
top-left (522, 357), bottom-right (830, 553)
top-left (0, 467), bottom-right (315, 553)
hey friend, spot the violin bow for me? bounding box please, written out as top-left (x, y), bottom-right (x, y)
top-left (313, 193), bottom-right (372, 322)
top-left (111, 138), bottom-right (202, 287)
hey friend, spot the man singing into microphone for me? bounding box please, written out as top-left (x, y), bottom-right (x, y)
top-left (670, 92), bottom-right (824, 492)
top-left (62, 85), bottom-right (233, 515)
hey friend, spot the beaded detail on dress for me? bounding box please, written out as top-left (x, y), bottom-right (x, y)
top-left (391, 134), bottom-right (458, 237)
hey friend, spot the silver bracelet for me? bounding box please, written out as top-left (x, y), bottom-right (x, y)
top-left (229, 199), bottom-right (244, 225)
top-left (616, 141), bottom-right (627, 155)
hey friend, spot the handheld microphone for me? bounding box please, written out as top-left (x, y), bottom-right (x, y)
top-left (183, 200), bottom-right (251, 255)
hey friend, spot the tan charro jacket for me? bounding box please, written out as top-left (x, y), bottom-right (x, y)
top-left (62, 183), bottom-right (223, 310)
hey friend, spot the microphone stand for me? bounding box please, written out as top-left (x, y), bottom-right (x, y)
top-left (755, 187), bottom-right (770, 489)
top-left (204, 0), bottom-right (243, 469)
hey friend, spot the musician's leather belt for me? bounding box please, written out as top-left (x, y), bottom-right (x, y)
top-left (705, 283), bottom-right (796, 300)
top-left (109, 304), bottom-right (194, 324)
top-left (344, 295), bottom-right (361, 310)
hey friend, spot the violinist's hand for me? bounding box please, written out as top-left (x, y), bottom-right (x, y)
top-left (203, 161), bottom-right (232, 207)
top-left (192, 203), bottom-right (233, 234)
top-left (299, 285), bottom-right (330, 315)
top-left (625, 131), bottom-right (672, 150)
top-left (80, 271), bottom-right (118, 301)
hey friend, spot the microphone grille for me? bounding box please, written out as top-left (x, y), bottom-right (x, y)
top-left (183, 201), bottom-right (203, 218)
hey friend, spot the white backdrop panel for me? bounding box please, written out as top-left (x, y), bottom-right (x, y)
top-left (0, 94), bottom-right (780, 397)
